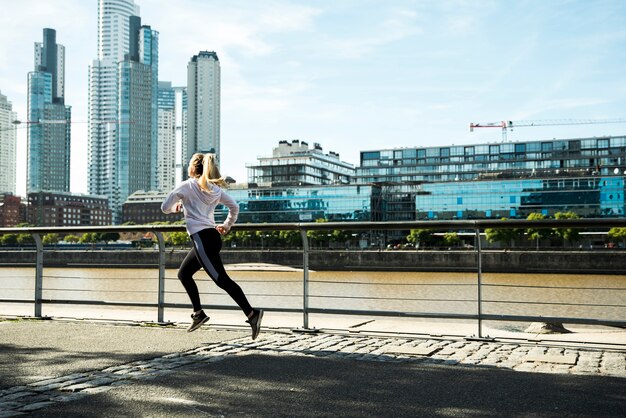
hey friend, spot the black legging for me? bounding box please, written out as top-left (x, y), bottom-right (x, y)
top-left (178, 228), bottom-right (253, 316)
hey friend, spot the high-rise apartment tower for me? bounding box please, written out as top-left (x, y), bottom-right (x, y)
top-left (187, 51), bottom-right (220, 167)
top-left (156, 82), bottom-right (187, 191)
top-left (88, 0), bottom-right (159, 223)
top-left (0, 92), bottom-right (17, 194)
top-left (27, 28), bottom-right (71, 193)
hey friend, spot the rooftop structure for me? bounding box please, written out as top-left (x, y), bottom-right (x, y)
top-left (246, 140), bottom-right (354, 187)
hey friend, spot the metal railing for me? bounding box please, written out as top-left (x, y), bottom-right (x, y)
top-left (1, 218), bottom-right (626, 339)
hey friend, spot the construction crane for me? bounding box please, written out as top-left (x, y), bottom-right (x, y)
top-left (469, 118), bottom-right (626, 142)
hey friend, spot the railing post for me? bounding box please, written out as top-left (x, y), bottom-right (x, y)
top-left (475, 227), bottom-right (483, 338)
top-left (300, 229), bottom-right (310, 329)
top-left (32, 233), bottom-right (43, 318)
top-left (154, 231), bottom-right (166, 323)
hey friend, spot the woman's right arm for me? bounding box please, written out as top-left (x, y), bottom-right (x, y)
top-left (161, 184), bottom-right (184, 214)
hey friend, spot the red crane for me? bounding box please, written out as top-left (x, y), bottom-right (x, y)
top-left (469, 118), bottom-right (626, 141)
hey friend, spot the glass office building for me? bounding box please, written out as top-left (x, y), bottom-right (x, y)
top-left (356, 136), bottom-right (626, 220)
top-left (27, 28), bottom-right (71, 193)
top-left (416, 176), bottom-right (624, 220)
top-left (215, 184), bottom-right (382, 224)
top-left (357, 136), bottom-right (626, 183)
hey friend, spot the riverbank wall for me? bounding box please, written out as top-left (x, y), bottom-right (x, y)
top-left (1, 249), bottom-right (624, 274)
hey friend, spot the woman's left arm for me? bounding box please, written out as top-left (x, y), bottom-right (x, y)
top-left (217, 190), bottom-right (240, 233)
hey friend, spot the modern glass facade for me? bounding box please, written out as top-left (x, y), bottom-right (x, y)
top-left (89, 0), bottom-right (141, 223)
top-left (214, 185), bottom-right (382, 224)
top-left (416, 176), bottom-right (625, 220)
top-left (115, 23), bottom-right (157, 223)
top-left (356, 136), bottom-right (626, 183)
top-left (27, 28), bottom-right (71, 194)
top-left (356, 136), bottom-right (626, 221)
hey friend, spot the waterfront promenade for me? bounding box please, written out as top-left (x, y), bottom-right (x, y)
top-left (0, 318), bottom-right (624, 417)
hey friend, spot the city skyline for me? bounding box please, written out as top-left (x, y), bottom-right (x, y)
top-left (3, 0), bottom-right (626, 197)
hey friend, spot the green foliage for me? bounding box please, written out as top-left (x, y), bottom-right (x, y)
top-left (279, 230), bottom-right (301, 246)
top-left (17, 234), bottom-right (34, 245)
top-left (0, 234), bottom-right (18, 246)
top-left (330, 229), bottom-right (351, 243)
top-left (234, 230), bottom-right (253, 246)
top-left (552, 211), bottom-right (581, 243)
top-left (42, 233), bottom-right (60, 245)
top-left (406, 229), bottom-right (433, 247)
top-left (306, 219), bottom-right (330, 244)
top-left (64, 235), bottom-right (80, 243)
top-left (443, 232), bottom-right (460, 246)
top-left (79, 232), bottom-right (100, 244)
top-left (484, 218), bottom-right (521, 245)
top-left (98, 232), bottom-right (120, 242)
top-left (608, 227), bottom-right (626, 244)
top-left (525, 213), bottom-right (554, 241)
top-left (168, 232), bottom-right (190, 246)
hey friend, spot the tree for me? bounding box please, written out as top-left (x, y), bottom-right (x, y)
top-left (169, 232), bottom-right (190, 246)
top-left (42, 233), bottom-right (60, 246)
top-left (233, 230), bottom-right (253, 247)
top-left (307, 219), bottom-right (330, 248)
top-left (0, 234), bottom-right (18, 246)
top-left (443, 232), bottom-right (460, 247)
top-left (64, 235), bottom-right (80, 243)
top-left (279, 230), bottom-right (301, 247)
top-left (485, 218), bottom-right (521, 247)
top-left (553, 211), bottom-right (581, 246)
top-left (608, 227), bottom-right (626, 246)
top-left (98, 232), bottom-right (120, 243)
top-left (80, 232), bottom-right (100, 244)
top-left (406, 229), bottom-right (433, 248)
top-left (525, 213), bottom-right (553, 246)
top-left (16, 234), bottom-right (34, 245)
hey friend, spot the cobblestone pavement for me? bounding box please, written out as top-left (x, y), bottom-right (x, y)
top-left (1, 332), bottom-right (624, 416)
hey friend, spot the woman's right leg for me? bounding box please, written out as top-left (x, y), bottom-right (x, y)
top-left (178, 249), bottom-right (202, 312)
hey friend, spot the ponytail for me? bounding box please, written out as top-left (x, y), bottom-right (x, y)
top-left (198, 153), bottom-right (228, 191)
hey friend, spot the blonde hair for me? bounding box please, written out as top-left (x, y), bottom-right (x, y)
top-left (198, 153), bottom-right (228, 191)
top-left (189, 153), bottom-right (204, 178)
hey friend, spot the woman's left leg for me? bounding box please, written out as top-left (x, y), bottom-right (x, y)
top-left (190, 228), bottom-right (253, 316)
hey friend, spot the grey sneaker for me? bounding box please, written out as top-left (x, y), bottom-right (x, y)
top-left (246, 309), bottom-right (264, 340)
top-left (188, 310), bottom-right (209, 332)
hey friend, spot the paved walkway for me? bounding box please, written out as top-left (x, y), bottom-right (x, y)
top-left (0, 319), bottom-right (624, 417)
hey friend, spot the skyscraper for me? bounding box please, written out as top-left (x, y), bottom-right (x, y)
top-left (116, 18), bottom-right (158, 217)
top-left (0, 92), bottom-right (17, 194)
top-left (27, 28), bottom-right (71, 193)
top-left (88, 0), bottom-right (160, 223)
top-left (187, 51), bottom-right (220, 167)
top-left (156, 82), bottom-right (187, 191)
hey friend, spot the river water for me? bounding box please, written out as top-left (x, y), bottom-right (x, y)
top-left (1, 267), bottom-right (624, 333)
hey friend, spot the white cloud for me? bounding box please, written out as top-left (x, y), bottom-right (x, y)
top-left (322, 8), bottom-right (422, 58)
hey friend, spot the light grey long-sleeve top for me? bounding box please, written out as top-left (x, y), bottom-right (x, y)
top-left (161, 178), bottom-right (239, 235)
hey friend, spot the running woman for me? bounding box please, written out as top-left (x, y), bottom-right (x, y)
top-left (161, 153), bottom-right (263, 338)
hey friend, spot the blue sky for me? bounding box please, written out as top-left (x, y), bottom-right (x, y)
top-left (2, 0), bottom-right (626, 196)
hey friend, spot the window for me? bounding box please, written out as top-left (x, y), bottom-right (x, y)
top-left (362, 151), bottom-right (380, 160)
